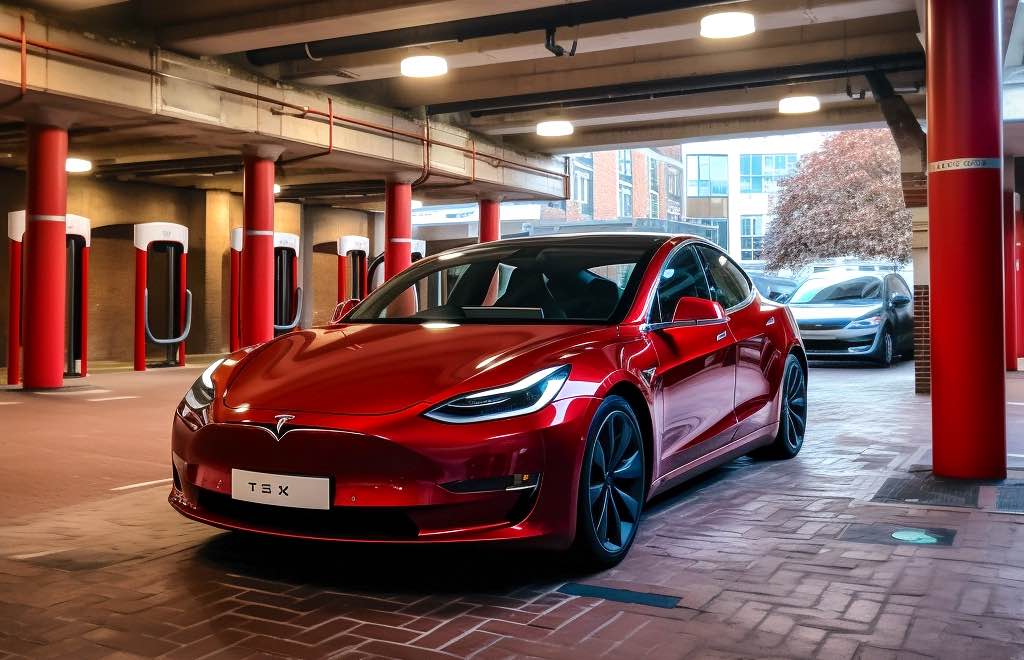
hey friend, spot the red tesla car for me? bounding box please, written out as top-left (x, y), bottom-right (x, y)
top-left (170, 234), bottom-right (807, 565)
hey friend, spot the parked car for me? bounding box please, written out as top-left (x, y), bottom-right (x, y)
top-left (169, 234), bottom-right (807, 567)
top-left (787, 271), bottom-right (913, 366)
top-left (748, 271), bottom-right (799, 303)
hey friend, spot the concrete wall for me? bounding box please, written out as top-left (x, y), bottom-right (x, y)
top-left (303, 206), bottom-right (370, 327)
top-left (0, 168), bottom-right (309, 370)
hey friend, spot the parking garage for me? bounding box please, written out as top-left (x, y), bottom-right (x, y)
top-left (2, 0), bottom-right (1024, 658)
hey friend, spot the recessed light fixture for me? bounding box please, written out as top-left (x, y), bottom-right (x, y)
top-left (536, 120), bottom-right (574, 137)
top-left (400, 55), bottom-right (448, 78)
top-left (273, 183), bottom-right (281, 194)
top-left (412, 200), bottom-right (423, 209)
top-left (778, 95), bottom-right (821, 114)
top-left (65, 157), bottom-right (92, 173)
top-left (700, 11), bottom-right (756, 39)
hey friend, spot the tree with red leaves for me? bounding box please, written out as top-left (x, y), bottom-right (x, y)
top-left (761, 129), bottom-right (911, 272)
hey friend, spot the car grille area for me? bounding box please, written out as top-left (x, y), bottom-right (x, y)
top-left (196, 489), bottom-right (420, 540)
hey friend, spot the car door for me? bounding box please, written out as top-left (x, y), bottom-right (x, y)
top-left (647, 244), bottom-right (738, 476)
top-left (694, 245), bottom-right (780, 440)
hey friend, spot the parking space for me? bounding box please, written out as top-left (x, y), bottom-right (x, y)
top-left (1, 361), bottom-right (1022, 658)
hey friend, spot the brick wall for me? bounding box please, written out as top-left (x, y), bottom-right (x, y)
top-left (632, 153), bottom-right (650, 219)
top-left (913, 284), bottom-right (930, 394)
top-left (592, 151), bottom-right (619, 219)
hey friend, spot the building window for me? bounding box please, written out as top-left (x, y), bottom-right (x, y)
top-left (571, 155), bottom-right (594, 218)
top-left (618, 185), bottom-right (633, 218)
top-left (666, 165), bottom-right (681, 201)
top-left (741, 215), bottom-right (765, 261)
top-left (686, 154), bottom-right (728, 197)
top-left (617, 149), bottom-right (632, 181)
top-left (740, 153), bottom-right (798, 193)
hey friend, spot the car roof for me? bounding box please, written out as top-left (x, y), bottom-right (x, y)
top-left (801, 270), bottom-right (885, 285)
top-left (432, 232), bottom-right (685, 258)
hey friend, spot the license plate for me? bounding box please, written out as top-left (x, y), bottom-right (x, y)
top-left (231, 469), bottom-right (331, 510)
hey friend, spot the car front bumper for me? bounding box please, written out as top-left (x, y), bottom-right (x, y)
top-left (797, 326), bottom-right (882, 358)
top-left (169, 396), bottom-right (600, 548)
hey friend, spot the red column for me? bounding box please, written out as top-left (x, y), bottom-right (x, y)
top-left (1005, 189), bottom-right (1018, 370)
top-left (22, 125), bottom-right (68, 389)
top-left (240, 150), bottom-right (278, 346)
top-left (384, 181), bottom-right (412, 281)
top-left (229, 248), bottom-right (240, 352)
top-left (6, 238), bottom-right (21, 384)
top-left (177, 250), bottom-right (187, 365)
top-left (80, 245), bottom-right (88, 376)
top-left (479, 199), bottom-right (500, 242)
top-left (927, 0), bottom-right (1006, 479)
top-left (134, 247), bottom-right (146, 371)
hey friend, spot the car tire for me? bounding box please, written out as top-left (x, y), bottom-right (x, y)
top-left (875, 328), bottom-right (895, 367)
top-left (754, 354), bottom-right (807, 460)
top-left (572, 395), bottom-right (646, 568)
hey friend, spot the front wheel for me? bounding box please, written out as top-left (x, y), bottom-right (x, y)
top-left (875, 328), bottom-right (895, 367)
top-left (755, 354), bottom-right (807, 460)
top-left (572, 396), bottom-right (646, 568)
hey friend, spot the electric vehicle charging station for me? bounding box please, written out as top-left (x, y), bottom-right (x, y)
top-left (368, 238), bottom-right (426, 292)
top-left (337, 235), bottom-right (369, 301)
top-left (6, 211), bottom-right (91, 384)
top-left (229, 228), bottom-right (302, 351)
top-left (134, 222), bottom-right (192, 371)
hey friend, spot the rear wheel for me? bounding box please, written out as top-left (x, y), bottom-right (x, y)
top-left (756, 354), bottom-right (807, 460)
top-left (573, 396), bottom-right (646, 568)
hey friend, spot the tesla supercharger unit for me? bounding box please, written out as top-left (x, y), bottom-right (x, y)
top-left (338, 235), bottom-right (369, 301)
top-left (368, 238), bottom-right (426, 293)
top-left (134, 222), bottom-right (192, 371)
top-left (229, 229), bottom-right (302, 350)
top-left (6, 211), bottom-right (91, 384)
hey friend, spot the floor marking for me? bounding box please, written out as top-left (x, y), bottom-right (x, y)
top-left (110, 477), bottom-right (172, 492)
top-left (87, 395), bottom-right (140, 402)
top-left (10, 548), bottom-right (72, 560)
top-left (1009, 454), bottom-right (1024, 459)
top-left (36, 388), bottom-right (110, 396)
top-left (0, 401), bottom-right (21, 405)
top-left (1009, 402), bottom-right (1024, 406)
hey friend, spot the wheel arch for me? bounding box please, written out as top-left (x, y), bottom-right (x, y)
top-left (605, 380), bottom-right (655, 498)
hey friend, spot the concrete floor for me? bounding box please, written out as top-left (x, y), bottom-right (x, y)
top-left (0, 361), bottom-right (1023, 658)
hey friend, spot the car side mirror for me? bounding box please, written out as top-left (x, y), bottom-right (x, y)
top-left (890, 293), bottom-right (911, 308)
top-left (672, 296), bottom-right (726, 323)
top-left (331, 299), bottom-right (359, 324)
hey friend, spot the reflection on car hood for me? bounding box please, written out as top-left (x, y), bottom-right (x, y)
top-left (788, 303), bottom-right (882, 324)
top-left (224, 323), bottom-right (597, 415)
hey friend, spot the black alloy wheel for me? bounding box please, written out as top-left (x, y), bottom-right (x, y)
top-left (574, 396), bottom-right (646, 566)
top-left (756, 354), bottom-right (807, 459)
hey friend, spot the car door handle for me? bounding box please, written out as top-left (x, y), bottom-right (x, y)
top-left (716, 330), bottom-right (728, 342)
top-left (766, 317), bottom-right (776, 326)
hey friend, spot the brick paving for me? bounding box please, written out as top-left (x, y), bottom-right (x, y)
top-left (2, 361), bottom-right (1024, 658)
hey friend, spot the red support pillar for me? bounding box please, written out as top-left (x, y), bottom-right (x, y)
top-left (22, 124), bottom-right (68, 389)
top-left (6, 237), bottom-right (21, 384)
top-left (927, 0), bottom-right (1006, 479)
top-left (1005, 189), bottom-right (1018, 370)
top-left (133, 247), bottom-right (146, 371)
top-left (177, 250), bottom-right (187, 365)
top-left (384, 181), bottom-right (412, 281)
top-left (240, 146), bottom-right (281, 346)
top-left (479, 199), bottom-right (500, 243)
top-left (229, 248), bottom-right (240, 352)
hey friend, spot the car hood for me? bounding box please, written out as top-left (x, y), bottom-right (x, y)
top-left (223, 323), bottom-right (597, 415)
top-left (788, 303), bottom-right (882, 324)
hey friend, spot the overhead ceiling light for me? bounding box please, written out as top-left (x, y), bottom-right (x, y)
top-left (400, 55), bottom-right (448, 78)
top-left (699, 11), bottom-right (756, 39)
top-left (778, 95), bottom-right (821, 114)
top-left (536, 120), bottom-right (574, 137)
top-left (273, 183), bottom-right (281, 194)
top-left (412, 200), bottom-right (424, 209)
top-left (65, 157), bottom-right (92, 173)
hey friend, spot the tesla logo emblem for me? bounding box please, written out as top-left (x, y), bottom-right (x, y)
top-left (273, 414), bottom-right (295, 440)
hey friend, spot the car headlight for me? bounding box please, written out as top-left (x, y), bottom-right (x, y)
top-left (845, 315), bottom-right (882, 330)
top-left (424, 365), bottom-right (570, 424)
top-left (180, 358), bottom-right (225, 419)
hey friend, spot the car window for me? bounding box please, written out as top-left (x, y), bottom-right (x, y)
top-left (695, 245), bottom-right (751, 309)
top-left (790, 275), bottom-right (883, 304)
top-left (651, 245), bottom-right (711, 322)
top-left (887, 275), bottom-right (912, 298)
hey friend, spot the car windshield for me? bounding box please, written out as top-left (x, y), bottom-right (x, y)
top-left (789, 275), bottom-right (883, 304)
top-left (348, 241), bottom-right (658, 324)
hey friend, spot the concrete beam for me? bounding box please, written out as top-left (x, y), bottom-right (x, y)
top-left (511, 99), bottom-right (926, 153)
top-left (343, 26), bottom-right (922, 109)
top-left (281, 0), bottom-right (917, 86)
top-left (151, 0), bottom-right (584, 55)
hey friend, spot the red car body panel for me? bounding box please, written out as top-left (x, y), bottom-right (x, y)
top-left (169, 234), bottom-right (804, 548)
